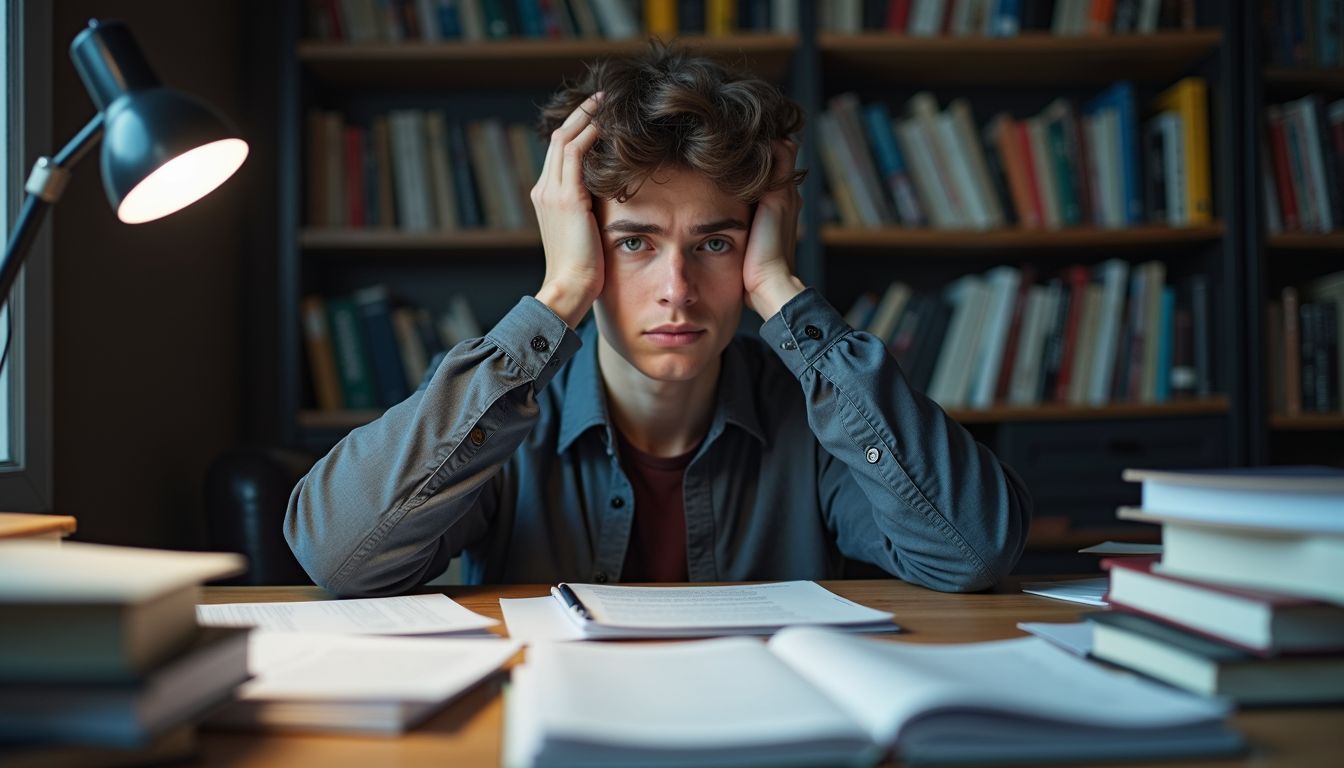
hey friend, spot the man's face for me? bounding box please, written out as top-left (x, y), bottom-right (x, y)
top-left (593, 167), bottom-right (750, 383)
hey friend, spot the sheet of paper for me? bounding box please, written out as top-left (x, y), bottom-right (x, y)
top-left (1017, 621), bottom-right (1093, 657)
top-left (1021, 578), bottom-right (1109, 607)
top-left (499, 596), bottom-right (585, 644)
top-left (563, 580), bottom-right (895, 630)
top-left (1078, 541), bottom-right (1163, 555)
top-left (239, 631), bottom-right (519, 701)
top-left (196, 593), bottom-right (498, 635)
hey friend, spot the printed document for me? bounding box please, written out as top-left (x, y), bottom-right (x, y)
top-left (196, 593), bottom-right (498, 635)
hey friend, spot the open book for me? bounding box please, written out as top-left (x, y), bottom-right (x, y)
top-left (501, 581), bottom-right (897, 642)
top-left (505, 626), bottom-right (1243, 767)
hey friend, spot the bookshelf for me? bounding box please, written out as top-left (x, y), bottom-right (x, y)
top-left (272, 1), bottom-right (1266, 558)
top-left (1243, 0), bottom-right (1344, 468)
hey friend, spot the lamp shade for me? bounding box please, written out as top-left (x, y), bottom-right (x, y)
top-left (70, 19), bottom-right (248, 224)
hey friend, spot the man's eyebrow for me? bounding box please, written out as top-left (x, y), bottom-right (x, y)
top-left (690, 218), bottom-right (749, 235)
top-left (602, 219), bottom-right (749, 235)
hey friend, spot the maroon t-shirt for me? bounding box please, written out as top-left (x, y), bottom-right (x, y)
top-left (616, 432), bottom-right (696, 582)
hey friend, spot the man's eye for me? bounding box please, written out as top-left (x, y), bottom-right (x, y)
top-left (619, 237), bottom-right (645, 252)
top-left (703, 237), bottom-right (731, 253)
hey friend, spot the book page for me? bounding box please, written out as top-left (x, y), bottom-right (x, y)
top-left (196, 593), bottom-right (498, 635)
top-left (562, 581), bottom-right (894, 630)
top-left (0, 541), bottom-right (245, 602)
top-left (768, 627), bottom-right (1231, 747)
top-left (524, 638), bottom-right (872, 751)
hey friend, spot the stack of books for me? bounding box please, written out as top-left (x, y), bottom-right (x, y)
top-left (0, 542), bottom-right (250, 764)
top-left (1087, 466), bottom-right (1344, 704)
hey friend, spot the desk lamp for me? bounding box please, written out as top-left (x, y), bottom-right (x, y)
top-left (0, 18), bottom-right (248, 331)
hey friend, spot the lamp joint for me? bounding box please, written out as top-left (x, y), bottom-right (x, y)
top-left (24, 157), bottom-right (71, 203)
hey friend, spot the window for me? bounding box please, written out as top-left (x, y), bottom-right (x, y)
top-left (0, 0), bottom-right (52, 512)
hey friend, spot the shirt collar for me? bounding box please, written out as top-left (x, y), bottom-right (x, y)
top-left (556, 323), bottom-right (767, 454)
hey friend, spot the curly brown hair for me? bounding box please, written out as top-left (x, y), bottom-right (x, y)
top-left (538, 41), bottom-right (805, 204)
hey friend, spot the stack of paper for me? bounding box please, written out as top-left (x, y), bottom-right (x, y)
top-left (501, 581), bottom-right (898, 642)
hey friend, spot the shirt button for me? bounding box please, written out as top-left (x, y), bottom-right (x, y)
top-left (780, 339), bottom-right (797, 351)
top-left (594, 571), bottom-right (609, 583)
top-left (805, 325), bottom-right (822, 340)
top-left (610, 497), bottom-right (624, 508)
top-left (469, 427), bottom-right (486, 446)
top-left (865, 446), bottom-right (881, 464)
top-left (530, 335), bottom-right (549, 352)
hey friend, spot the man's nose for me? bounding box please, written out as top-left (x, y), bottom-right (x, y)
top-left (657, 250), bottom-right (697, 307)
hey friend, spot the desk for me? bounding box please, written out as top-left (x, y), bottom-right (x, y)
top-left (196, 581), bottom-right (1342, 767)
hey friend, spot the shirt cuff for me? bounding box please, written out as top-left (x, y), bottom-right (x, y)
top-left (486, 296), bottom-right (582, 390)
top-left (759, 287), bottom-right (852, 378)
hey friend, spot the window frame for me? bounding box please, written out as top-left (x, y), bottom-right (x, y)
top-left (0, 0), bottom-right (53, 512)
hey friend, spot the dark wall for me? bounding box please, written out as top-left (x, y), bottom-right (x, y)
top-left (51, 1), bottom-right (265, 548)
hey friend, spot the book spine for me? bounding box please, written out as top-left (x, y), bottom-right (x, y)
top-left (343, 125), bottom-right (367, 227)
top-left (326, 296), bottom-right (378, 409)
top-left (644, 0), bottom-right (677, 36)
top-left (301, 295), bottom-right (345, 411)
top-left (354, 286), bottom-right (412, 406)
top-left (1267, 106), bottom-right (1301, 231)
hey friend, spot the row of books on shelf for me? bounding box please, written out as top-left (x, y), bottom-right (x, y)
top-left (1267, 269), bottom-right (1343, 416)
top-left (1262, 0), bottom-right (1343, 69)
top-left (1261, 94), bottom-right (1344, 234)
top-left (307, 0), bottom-right (799, 43)
top-left (819, 0), bottom-right (1197, 36)
top-left (818, 78), bottom-right (1210, 232)
top-left (303, 287), bottom-right (482, 411)
top-left (1089, 466), bottom-right (1344, 705)
top-left (846, 260), bottom-right (1212, 409)
top-left (307, 110), bottom-right (542, 232)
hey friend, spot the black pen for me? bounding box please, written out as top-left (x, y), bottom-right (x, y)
top-left (556, 583), bottom-right (592, 620)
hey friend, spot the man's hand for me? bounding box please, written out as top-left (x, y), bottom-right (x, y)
top-left (742, 139), bottom-right (806, 320)
top-left (532, 93), bottom-right (605, 329)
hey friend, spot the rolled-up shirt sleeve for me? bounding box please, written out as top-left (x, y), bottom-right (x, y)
top-left (284, 296), bottom-right (581, 596)
top-left (758, 288), bottom-right (1032, 592)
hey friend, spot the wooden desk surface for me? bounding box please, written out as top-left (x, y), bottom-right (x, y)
top-left (195, 580), bottom-right (1343, 768)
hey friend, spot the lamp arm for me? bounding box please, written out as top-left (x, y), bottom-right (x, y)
top-left (0, 112), bottom-right (105, 305)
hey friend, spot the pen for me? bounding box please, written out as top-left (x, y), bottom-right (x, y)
top-left (556, 583), bottom-right (592, 620)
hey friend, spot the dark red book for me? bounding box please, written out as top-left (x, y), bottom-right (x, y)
top-left (886, 0), bottom-right (912, 32)
top-left (343, 126), bottom-right (367, 228)
top-left (994, 264), bottom-right (1037, 403)
top-left (1052, 265), bottom-right (1090, 402)
top-left (1103, 558), bottom-right (1344, 657)
top-left (1267, 106), bottom-right (1301, 231)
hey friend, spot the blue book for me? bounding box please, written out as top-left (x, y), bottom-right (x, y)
top-left (446, 118), bottom-right (483, 228)
top-left (1154, 285), bottom-right (1174, 402)
top-left (991, 0), bottom-right (1021, 37)
top-left (438, 0), bottom-right (463, 38)
top-left (1087, 82), bottom-right (1141, 225)
top-left (861, 103), bottom-right (924, 226)
top-left (516, 0), bottom-right (546, 37)
top-left (1319, 1), bottom-right (1342, 67)
top-left (354, 285), bottom-right (411, 407)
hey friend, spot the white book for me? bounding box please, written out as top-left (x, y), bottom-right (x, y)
top-left (457, 0), bottom-right (486, 40)
top-left (424, 112), bottom-right (460, 231)
top-left (1084, 112), bottom-right (1112, 227)
top-left (1026, 115), bottom-right (1062, 229)
top-left (949, 99), bottom-right (1006, 228)
top-left (414, 0), bottom-right (441, 40)
top-left (1087, 258), bottom-right (1131, 406)
top-left (928, 275), bottom-right (990, 407)
top-left (895, 117), bottom-right (959, 228)
top-left (210, 632), bottom-right (520, 734)
top-left (589, 0), bottom-right (640, 39)
top-left (1008, 285), bottom-right (1051, 405)
top-left (908, 0), bottom-right (947, 37)
top-left (1137, 0), bottom-right (1162, 32)
top-left (934, 110), bottom-right (994, 229)
top-left (865, 282), bottom-right (913, 342)
top-left (968, 266), bottom-right (1022, 408)
top-left (909, 93), bottom-right (968, 228)
top-left (1289, 97), bottom-right (1335, 231)
top-left (388, 111), bottom-right (434, 231)
top-left (772, 0), bottom-right (798, 32)
top-left (1121, 466), bottom-right (1344, 532)
top-left (949, 0), bottom-right (979, 36)
top-left (483, 120), bottom-right (528, 230)
top-left (817, 114), bottom-right (866, 227)
top-left (505, 627), bottom-right (1241, 768)
top-left (1153, 112), bottom-right (1187, 225)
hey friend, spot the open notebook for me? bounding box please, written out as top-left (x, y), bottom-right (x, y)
top-left (504, 626), bottom-right (1243, 767)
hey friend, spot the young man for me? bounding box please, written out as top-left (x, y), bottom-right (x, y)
top-left (285, 45), bottom-right (1030, 596)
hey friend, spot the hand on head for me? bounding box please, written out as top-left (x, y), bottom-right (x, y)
top-left (741, 139), bottom-right (806, 320)
top-left (532, 93), bottom-right (606, 329)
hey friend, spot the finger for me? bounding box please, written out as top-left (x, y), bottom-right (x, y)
top-left (562, 122), bottom-right (601, 189)
top-left (554, 93), bottom-right (603, 145)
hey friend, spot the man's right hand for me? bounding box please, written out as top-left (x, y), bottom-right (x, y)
top-left (532, 93), bottom-right (605, 329)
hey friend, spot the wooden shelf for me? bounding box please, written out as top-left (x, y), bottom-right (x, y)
top-left (1265, 232), bottom-right (1344, 250)
top-left (821, 224), bottom-right (1225, 253)
top-left (818, 30), bottom-right (1222, 86)
top-left (1263, 66), bottom-right (1344, 93)
top-left (947, 397), bottom-right (1230, 424)
top-left (302, 398), bottom-right (1230, 432)
top-left (298, 34), bottom-right (798, 88)
top-left (1269, 413), bottom-right (1344, 431)
top-left (301, 227), bottom-right (541, 251)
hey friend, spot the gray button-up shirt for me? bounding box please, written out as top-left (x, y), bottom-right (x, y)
top-left (285, 289), bottom-right (1031, 596)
